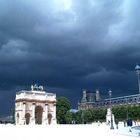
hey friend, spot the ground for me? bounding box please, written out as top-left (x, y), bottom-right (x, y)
top-left (0, 122), bottom-right (139, 140)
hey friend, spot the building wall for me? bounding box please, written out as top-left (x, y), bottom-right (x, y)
top-left (78, 91), bottom-right (140, 110)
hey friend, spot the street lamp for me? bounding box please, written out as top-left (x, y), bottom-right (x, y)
top-left (135, 64), bottom-right (140, 94)
top-left (109, 90), bottom-right (114, 129)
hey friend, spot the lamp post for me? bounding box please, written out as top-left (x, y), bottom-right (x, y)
top-left (109, 90), bottom-right (114, 129)
top-left (135, 64), bottom-right (140, 94)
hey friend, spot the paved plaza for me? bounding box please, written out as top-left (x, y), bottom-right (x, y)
top-left (0, 122), bottom-right (139, 140)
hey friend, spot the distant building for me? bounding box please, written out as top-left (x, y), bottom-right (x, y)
top-left (78, 90), bottom-right (140, 110)
top-left (78, 89), bottom-right (101, 110)
top-left (15, 84), bottom-right (57, 125)
top-left (0, 116), bottom-right (13, 124)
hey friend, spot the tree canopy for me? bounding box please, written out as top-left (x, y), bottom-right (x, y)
top-left (56, 96), bottom-right (140, 124)
top-left (56, 97), bottom-right (71, 124)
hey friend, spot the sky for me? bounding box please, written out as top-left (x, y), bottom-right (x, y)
top-left (0, 0), bottom-right (140, 116)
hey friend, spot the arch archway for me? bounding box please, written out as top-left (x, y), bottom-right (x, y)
top-left (48, 113), bottom-right (52, 124)
top-left (25, 113), bottom-right (30, 125)
top-left (35, 106), bottom-right (43, 124)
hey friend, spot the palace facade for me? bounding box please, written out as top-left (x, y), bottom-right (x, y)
top-left (78, 90), bottom-right (140, 110)
top-left (15, 85), bottom-right (56, 125)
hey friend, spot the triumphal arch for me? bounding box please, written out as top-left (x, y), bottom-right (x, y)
top-left (15, 85), bottom-right (56, 125)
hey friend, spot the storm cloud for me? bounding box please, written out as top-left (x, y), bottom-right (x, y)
top-left (0, 0), bottom-right (140, 116)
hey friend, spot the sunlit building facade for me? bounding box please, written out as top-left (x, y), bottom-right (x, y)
top-left (15, 85), bottom-right (57, 125)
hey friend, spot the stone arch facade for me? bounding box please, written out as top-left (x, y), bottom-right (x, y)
top-left (35, 106), bottom-right (43, 124)
top-left (48, 113), bottom-right (52, 124)
top-left (25, 113), bottom-right (31, 125)
top-left (15, 85), bottom-right (56, 125)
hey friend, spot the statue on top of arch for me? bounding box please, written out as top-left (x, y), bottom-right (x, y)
top-left (31, 84), bottom-right (44, 91)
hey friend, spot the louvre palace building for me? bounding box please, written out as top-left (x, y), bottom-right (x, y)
top-left (78, 89), bottom-right (140, 110)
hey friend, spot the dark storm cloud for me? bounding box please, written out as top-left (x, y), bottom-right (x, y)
top-left (0, 0), bottom-right (140, 115)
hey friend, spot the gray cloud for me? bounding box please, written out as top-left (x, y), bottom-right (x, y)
top-left (0, 0), bottom-right (140, 116)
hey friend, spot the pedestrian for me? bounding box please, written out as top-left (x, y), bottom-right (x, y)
top-left (108, 120), bottom-right (110, 126)
top-left (124, 120), bottom-right (126, 127)
top-left (98, 120), bottom-right (100, 126)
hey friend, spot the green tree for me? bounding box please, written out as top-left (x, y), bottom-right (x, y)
top-left (83, 110), bottom-right (92, 123)
top-left (112, 106), bottom-right (127, 121)
top-left (75, 105), bottom-right (140, 123)
top-left (98, 108), bottom-right (107, 121)
top-left (11, 107), bottom-right (15, 124)
top-left (65, 111), bottom-right (73, 124)
top-left (89, 109), bottom-right (96, 122)
top-left (112, 105), bottom-right (140, 121)
top-left (75, 110), bottom-right (82, 124)
top-left (56, 97), bottom-right (71, 124)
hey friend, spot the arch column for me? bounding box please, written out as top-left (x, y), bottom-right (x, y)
top-left (22, 102), bottom-right (26, 124)
top-left (16, 113), bottom-right (19, 125)
top-left (43, 104), bottom-right (48, 124)
top-left (52, 103), bottom-right (57, 124)
top-left (31, 103), bottom-right (35, 124)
